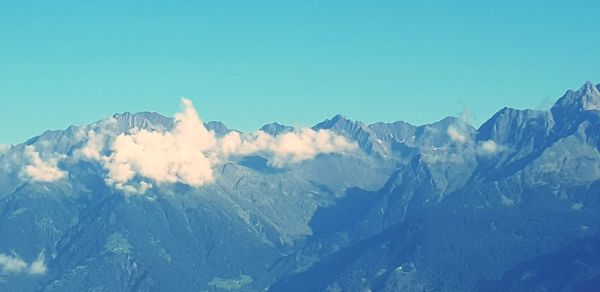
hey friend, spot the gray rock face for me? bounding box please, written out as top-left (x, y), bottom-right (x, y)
top-left (1, 81), bottom-right (600, 291)
top-left (553, 81), bottom-right (600, 113)
top-left (205, 121), bottom-right (233, 136)
top-left (112, 112), bottom-right (174, 132)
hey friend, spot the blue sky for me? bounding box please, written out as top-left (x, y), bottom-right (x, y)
top-left (1, 0), bottom-right (599, 144)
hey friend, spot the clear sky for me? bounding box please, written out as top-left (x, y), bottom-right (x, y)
top-left (1, 1), bottom-right (599, 144)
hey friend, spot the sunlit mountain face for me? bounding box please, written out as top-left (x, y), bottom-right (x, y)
top-left (1, 82), bottom-right (600, 291)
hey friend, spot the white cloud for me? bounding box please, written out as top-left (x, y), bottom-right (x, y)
top-left (0, 252), bottom-right (47, 275)
top-left (75, 130), bottom-right (104, 161)
top-left (477, 140), bottom-right (505, 156)
top-left (103, 99), bottom-right (217, 191)
top-left (218, 128), bottom-right (358, 167)
top-left (481, 140), bottom-right (498, 153)
top-left (20, 145), bottom-right (67, 182)
top-left (74, 117), bottom-right (117, 161)
top-left (111, 180), bottom-right (153, 195)
top-left (262, 129), bottom-right (357, 167)
top-left (78, 98), bottom-right (357, 194)
top-left (446, 107), bottom-right (475, 145)
top-left (459, 108), bottom-right (472, 124)
top-left (0, 253), bottom-right (27, 273)
top-left (447, 126), bottom-right (467, 144)
top-left (0, 144), bottom-right (11, 156)
top-left (28, 253), bottom-right (48, 275)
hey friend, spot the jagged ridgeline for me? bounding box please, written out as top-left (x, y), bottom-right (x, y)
top-left (0, 81), bottom-right (600, 291)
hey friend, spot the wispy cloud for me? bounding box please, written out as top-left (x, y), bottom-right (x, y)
top-left (0, 252), bottom-right (47, 275)
top-left (477, 140), bottom-right (505, 156)
top-left (28, 253), bottom-right (47, 275)
top-left (446, 108), bottom-right (473, 144)
top-left (218, 128), bottom-right (357, 167)
top-left (74, 117), bottom-right (118, 161)
top-left (20, 146), bottom-right (67, 182)
top-left (267, 129), bottom-right (357, 167)
top-left (447, 126), bottom-right (467, 144)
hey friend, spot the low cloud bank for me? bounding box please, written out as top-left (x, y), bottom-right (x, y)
top-left (219, 128), bottom-right (357, 167)
top-left (78, 98), bottom-right (357, 194)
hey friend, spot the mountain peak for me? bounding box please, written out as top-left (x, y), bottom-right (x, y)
top-left (111, 111), bottom-right (173, 132)
top-left (553, 81), bottom-right (600, 113)
top-left (204, 121), bottom-right (232, 136)
top-left (578, 80), bottom-right (600, 96)
top-left (260, 122), bottom-right (293, 135)
top-left (331, 114), bottom-right (349, 121)
top-left (313, 114), bottom-right (356, 130)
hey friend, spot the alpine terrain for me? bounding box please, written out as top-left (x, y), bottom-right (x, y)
top-left (1, 81), bottom-right (600, 292)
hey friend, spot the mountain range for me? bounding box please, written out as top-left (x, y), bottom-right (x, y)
top-left (1, 81), bottom-right (600, 291)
